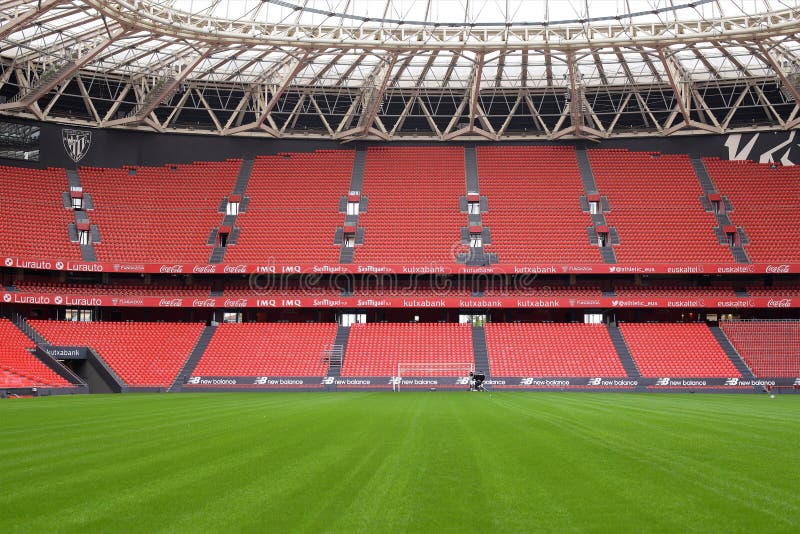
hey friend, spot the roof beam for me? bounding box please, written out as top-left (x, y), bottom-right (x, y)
top-left (658, 48), bottom-right (690, 126)
top-left (103, 48), bottom-right (213, 127)
top-left (224, 51), bottom-right (310, 135)
top-left (0, 27), bottom-right (128, 110)
top-left (754, 41), bottom-right (800, 104)
top-left (0, 0), bottom-right (64, 41)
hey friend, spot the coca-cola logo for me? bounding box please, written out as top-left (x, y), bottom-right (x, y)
top-left (223, 265), bottom-right (247, 274)
top-left (192, 298), bottom-right (216, 308)
top-left (192, 265), bottom-right (217, 274)
top-left (159, 265), bottom-right (184, 274)
top-left (158, 298), bottom-right (183, 307)
top-left (223, 298), bottom-right (248, 308)
top-left (768, 298), bottom-right (792, 308)
top-left (766, 265), bottom-right (791, 273)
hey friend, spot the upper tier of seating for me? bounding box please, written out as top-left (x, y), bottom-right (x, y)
top-left (32, 320), bottom-right (203, 387)
top-left (619, 323), bottom-right (739, 378)
top-left (478, 146), bottom-right (599, 263)
top-left (225, 150), bottom-right (352, 264)
top-left (355, 147), bottom-right (467, 263)
top-left (485, 323), bottom-right (625, 377)
top-left (192, 323), bottom-right (337, 376)
top-left (342, 323), bottom-right (473, 376)
top-left (0, 319), bottom-right (70, 388)
top-left (81, 161), bottom-right (240, 263)
top-left (703, 157), bottom-right (800, 263)
top-left (3, 147), bottom-right (799, 267)
top-left (589, 150), bottom-right (733, 263)
top-left (720, 322), bottom-right (800, 377)
top-left (0, 166), bottom-right (81, 261)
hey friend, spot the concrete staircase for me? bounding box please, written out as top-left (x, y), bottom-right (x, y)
top-left (691, 157), bottom-right (718, 194)
top-left (10, 313), bottom-right (50, 346)
top-left (471, 326), bottom-right (491, 377)
top-left (575, 147), bottom-right (599, 194)
top-left (326, 325), bottom-right (350, 377)
top-left (233, 158), bottom-right (255, 195)
top-left (691, 156), bottom-right (750, 264)
top-left (708, 325), bottom-right (756, 379)
top-left (606, 324), bottom-right (641, 378)
top-left (464, 147), bottom-right (480, 193)
top-left (169, 324), bottom-right (217, 392)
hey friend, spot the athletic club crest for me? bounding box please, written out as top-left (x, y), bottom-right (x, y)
top-left (62, 129), bottom-right (92, 162)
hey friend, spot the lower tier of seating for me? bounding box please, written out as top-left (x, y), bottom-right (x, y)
top-left (192, 323), bottom-right (337, 377)
top-left (342, 323), bottom-right (473, 377)
top-left (0, 319), bottom-right (70, 388)
top-left (485, 323), bottom-right (625, 376)
top-left (720, 322), bottom-right (800, 378)
top-left (620, 323), bottom-right (739, 378)
top-left (31, 321), bottom-right (203, 387)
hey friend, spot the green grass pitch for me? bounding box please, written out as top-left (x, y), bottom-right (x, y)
top-left (1, 392), bottom-right (798, 533)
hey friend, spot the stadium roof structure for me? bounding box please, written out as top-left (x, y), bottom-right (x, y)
top-left (1, 0), bottom-right (800, 141)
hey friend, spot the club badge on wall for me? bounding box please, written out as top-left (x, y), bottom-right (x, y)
top-left (62, 128), bottom-right (92, 163)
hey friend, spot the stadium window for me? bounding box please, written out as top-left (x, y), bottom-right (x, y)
top-left (78, 229), bottom-right (89, 245)
top-left (72, 196), bottom-right (83, 210)
top-left (339, 313), bottom-right (365, 327)
top-left (218, 231), bottom-right (229, 247)
top-left (589, 201), bottom-right (599, 214)
top-left (226, 200), bottom-right (239, 216)
top-left (468, 201), bottom-right (480, 215)
top-left (65, 308), bottom-right (92, 322)
top-left (712, 199), bottom-right (720, 214)
top-left (222, 312), bottom-right (242, 323)
top-left (470, 232), bottom-right (482, 247)
top-left (347, 201), bottom-right (359, 216)
top-left (598, 232), bottom-right (608, 247)
top-left (584, 313), bottom-right (603, 324)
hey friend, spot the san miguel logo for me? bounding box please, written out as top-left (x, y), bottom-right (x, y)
top-left (62, 129), bottom-right (92, 163)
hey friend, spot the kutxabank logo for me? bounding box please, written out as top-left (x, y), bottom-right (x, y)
top-left (62, 129), bottom-right (92, 163)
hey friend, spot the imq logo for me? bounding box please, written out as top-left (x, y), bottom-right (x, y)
top-left (62, 129), bottom-right (92, 163)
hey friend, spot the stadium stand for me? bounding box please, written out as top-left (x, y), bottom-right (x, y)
top-left (342, 323), bottom-right (473, 376)
top-left (79, 161), bottom-right (240, 262)
top-left (720, 322), bottom-right (800, 377)
top-left (192, 322), bottom-right (337, 376)
top-left (0, 166), bottom-right (81, 260)
top-left (614, 285), bottom-right (737, 298)
top-left (15, 280), bottom-right (211, 297)
top-left (619, 323), bottom-right (740, 377)
top-left (484, 323), bottom-right (625, 377)
top-left (704, 157), bottom-right (800, 263)
top-left (224, 150), bottom-right (353, 264)
top-left (589, 150), bottom-right (733, 263)
top-left (483, 281), bottom-right (602, 297)
top-left (355, 146), bottom-right (466, 263)
top-left (477, 146), bottom-right (599, 263)
top-left (746, 285), bottom-right (800, 297)
top-left (222, 278), bottom-right (340, 297)
top-left (32, 321), bottom-right (204, 387)
top-left (0, 319), bottom-right (70, 388)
